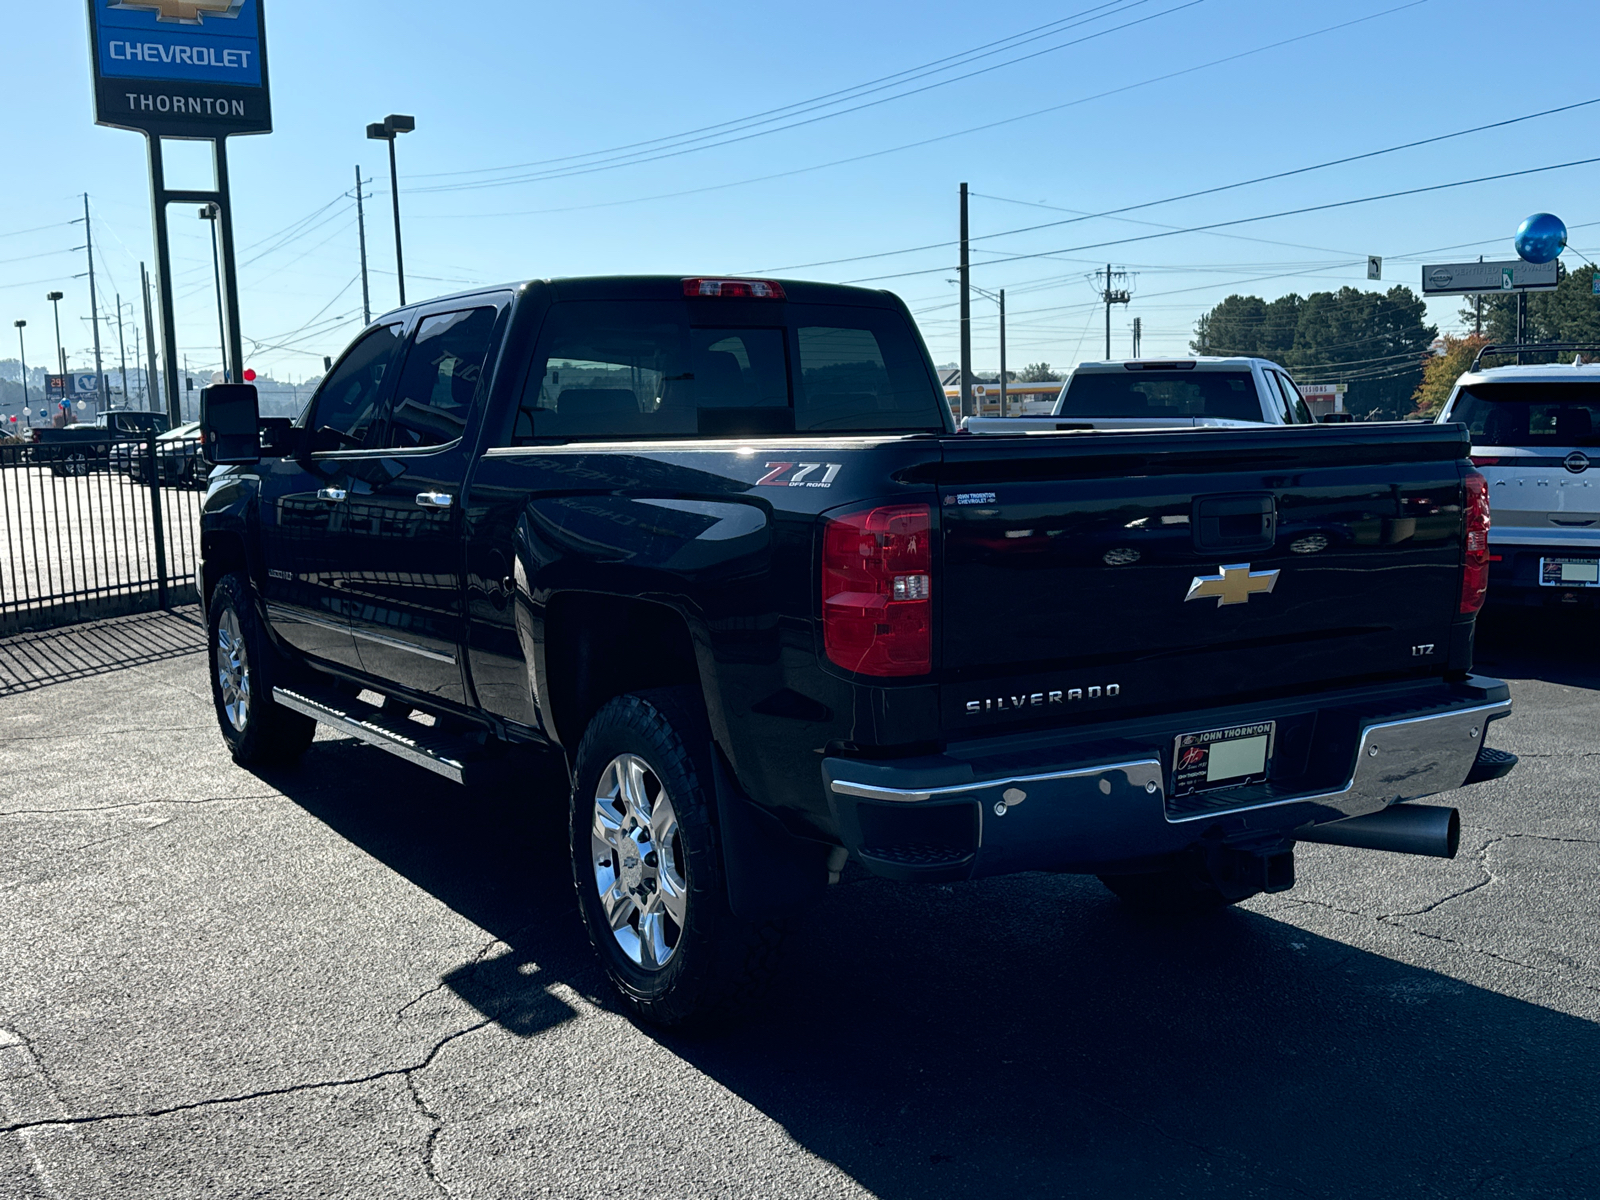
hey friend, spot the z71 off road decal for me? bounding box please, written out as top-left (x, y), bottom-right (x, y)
top-left (756, 462), bottom-right (842, 488)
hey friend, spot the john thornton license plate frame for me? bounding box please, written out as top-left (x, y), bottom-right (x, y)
top-left (1540, 557), bottom-right (1600, 587)
top-left (1172, 721), bottom-right (1276, 797)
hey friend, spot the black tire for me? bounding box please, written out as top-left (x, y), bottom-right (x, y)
top-left (1097, 866), bottom-right (1247, 914)
top-left (207, 572), bottom-right (316, 767)
top-left (570, 687), bottom-right (783, 1026)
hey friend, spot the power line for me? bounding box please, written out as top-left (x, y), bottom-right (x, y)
top-left (754, 95), bottom-right (1600, 275)
top-left (412, 1), bottom-right (1201, 194)
top-left (0, 221), bottom-right (75, 242)
top-left (411, 0), bottom-right (1431, 220)
top-left (847, 156), bottom-right (1600, 283)
top-left (413, 0), bottom-right (1151, 182)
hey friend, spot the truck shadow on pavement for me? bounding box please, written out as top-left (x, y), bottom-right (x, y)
top-left (262, 738), bottom-right (1600, 1199)
top-left (1475, 607), bottom-right (1600, 690)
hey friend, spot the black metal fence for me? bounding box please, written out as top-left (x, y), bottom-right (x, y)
top-left (0, 433), bottom-right (206, 635)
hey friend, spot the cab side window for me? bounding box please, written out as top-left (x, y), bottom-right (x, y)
top-left (308, 324), bottom-right (403, 450)
top-left (1276, 372), bottom-right (1314, 424)
top-left (510, 302), bottom-right (694, 442)
top-left (385, 307), bottom-right (499, 450)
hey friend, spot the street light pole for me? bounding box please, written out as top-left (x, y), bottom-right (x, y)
top-left (200, 204), bottom-right (228, 380)
top-left (13, 321), bottom-right (28, 409)
top-left (969, 283), bottom-right (1008, 417)
top-left (367, 114), bottom-right (415, 307)
top-left (46, 291), bottom-right (65, 376)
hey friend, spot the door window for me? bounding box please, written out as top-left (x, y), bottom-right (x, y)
top-left (1274, 372), bottom-right (1313, 424)
top-left (308, 324), bottom-right (403, 450)
top-left (385, 307), bottom-right (499, 449)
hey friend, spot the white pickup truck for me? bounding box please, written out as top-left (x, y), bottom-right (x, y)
top-left (963, 356), bottom-right (1318, 433)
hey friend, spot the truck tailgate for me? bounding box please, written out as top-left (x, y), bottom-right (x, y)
top-left (931, 424), bottom-right (1470, 730)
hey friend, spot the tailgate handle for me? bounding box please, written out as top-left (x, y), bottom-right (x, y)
top-left (1193, 494), bottom-right (1277, 553)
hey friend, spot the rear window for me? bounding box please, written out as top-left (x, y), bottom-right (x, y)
top-left (507, 300), bottom-right (945, 443)
top-left (1058, 370), bottom-right (1262, 422)
top-left (1450, 383), bottom-right (1600, 447)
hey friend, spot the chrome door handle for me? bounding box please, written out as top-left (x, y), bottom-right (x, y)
top-left (415, 492), bottom-right (454, 509)
top-left (316, 487), bottom-right (347, 502)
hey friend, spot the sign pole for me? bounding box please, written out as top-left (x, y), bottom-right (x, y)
top-left (86, 0), bottom-right (271, 422)
top-left (213, 138), bottom-right (245, 380)
top-left (146, 136), bottom-right (183, 427)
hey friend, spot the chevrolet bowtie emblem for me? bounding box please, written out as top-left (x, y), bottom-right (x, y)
top-left (1186, 563), bottom-right (1280, 607)
top-left (109, 0), bottom-right (243, 24)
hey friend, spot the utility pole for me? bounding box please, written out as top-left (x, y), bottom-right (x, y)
top-left (114, 293), bottom-right (129, 407)
top-left (1132, 316), bottom-right (1142, 358)
top-left (998, 288), bottom-right (1007, 418)
top-left (133, 319), bottom-right (143, 408)
top-left (1096, 263), bottom-right (1132, 360)
top-left (355, 165), bottom-right (372, 326)
top-left (958, 182), bottom-right (972, 419)
top-left (82, 194), bottom-right (106, 420)
top-left (141, 262), bottom-right (160, 415)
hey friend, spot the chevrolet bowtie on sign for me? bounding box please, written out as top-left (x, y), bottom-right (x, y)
top-left (1185, 564), bottom-right (1281, 607)
top-left (88, 0), bottom-right (271, 137)
top-left (111, 0), bottom-right (243, 23)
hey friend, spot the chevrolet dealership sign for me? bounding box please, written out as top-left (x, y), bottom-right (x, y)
top-left (87, 0), bottom-right (271, 136)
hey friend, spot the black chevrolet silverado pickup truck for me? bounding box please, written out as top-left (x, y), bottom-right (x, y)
top-left (196, 275), bottom-right (1515, 1024)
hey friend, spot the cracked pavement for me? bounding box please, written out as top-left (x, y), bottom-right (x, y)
top-left (0, 605), bottom-right (1596, 1198)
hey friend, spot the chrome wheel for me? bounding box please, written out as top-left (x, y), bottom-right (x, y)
top-left (590, 753), bottom-right (688, 970)
top-left (215, 607), bottom-right (251, 733)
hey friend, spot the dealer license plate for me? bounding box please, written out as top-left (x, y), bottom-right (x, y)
top-left (1172, 721), bottom-right (1275, 797)
top-left (1540, 557), bottom-right (1600, 587)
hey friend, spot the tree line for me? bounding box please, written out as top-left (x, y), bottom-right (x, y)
top-left (1191, 286), bottom-right (1435, 420)
top-left (1192, 263), bottom-right (1600, 420)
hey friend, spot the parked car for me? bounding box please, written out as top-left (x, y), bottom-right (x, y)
top-left (962, 357), bottom-right (1316, 433)
top-left (123, 421), bottom-right (204, 487)
top-left (1436, 343), bottom-right (1600, 609)
top-left (196, 276), bottom-right (1514, 1025)
top-left (36, 410), bottom-right (171, 476)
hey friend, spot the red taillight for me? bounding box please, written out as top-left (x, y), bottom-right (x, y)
top-left (1460, 469), bottom-right (1491, 615)
top-left (682, 277), bottom-right (786, 300)
top-left (1470, 455), bottom-right (1500, 467)
top-left (822, 504), bottom-right (932, 677)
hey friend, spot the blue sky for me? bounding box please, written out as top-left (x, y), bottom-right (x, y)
top-left (2, 0), bottom-right (1597, 383)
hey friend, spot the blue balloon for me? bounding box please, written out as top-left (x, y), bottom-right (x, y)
top-left (1515, 212), bottom-right (1567, 264)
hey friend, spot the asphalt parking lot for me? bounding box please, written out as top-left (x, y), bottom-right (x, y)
top-left (0, 606), bottom-right (1596, 1199)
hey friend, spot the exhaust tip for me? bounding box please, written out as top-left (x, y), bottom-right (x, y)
top-left (1296, 803), bottom-right (1461, 859)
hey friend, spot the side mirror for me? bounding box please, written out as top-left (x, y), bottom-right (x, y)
top-left (201, 383), bottom-right (260, 464)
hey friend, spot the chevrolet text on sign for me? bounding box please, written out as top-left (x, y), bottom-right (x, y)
top-left (87, 0), bottom-right (271, 137)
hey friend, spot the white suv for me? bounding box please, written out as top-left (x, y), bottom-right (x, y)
top-left (1437, 347), bottom-right (1600, 609)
